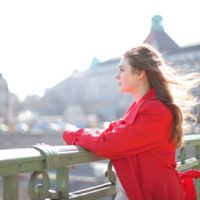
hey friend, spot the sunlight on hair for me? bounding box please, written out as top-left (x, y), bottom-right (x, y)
top-left (160, 63), bottom-right (200, 129)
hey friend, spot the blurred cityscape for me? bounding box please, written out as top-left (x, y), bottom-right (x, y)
top-left (0, 15), bottom-right (200, 136)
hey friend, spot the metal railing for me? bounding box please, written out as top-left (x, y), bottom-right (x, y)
top-left (0, 144), bottom-right (116, 200)
top-left (0, 134), bottom-right (200, 200)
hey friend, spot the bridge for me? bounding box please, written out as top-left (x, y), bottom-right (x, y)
top-left (0, 134), bottom-right (200, 200)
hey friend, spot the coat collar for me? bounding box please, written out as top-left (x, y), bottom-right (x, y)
top-left (122, 88), bottom-right (157, 124)
top-left (137, 88), bottom-right (157, 103)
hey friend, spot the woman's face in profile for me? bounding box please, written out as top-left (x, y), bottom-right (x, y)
top-left (115, 57), bottom-right (141, 94)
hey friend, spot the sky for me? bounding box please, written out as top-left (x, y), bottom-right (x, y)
top-left (0, 0), bottom-right (200, 101)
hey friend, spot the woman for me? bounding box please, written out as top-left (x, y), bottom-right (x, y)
top-left (63, 44), bottom-right (186, 199)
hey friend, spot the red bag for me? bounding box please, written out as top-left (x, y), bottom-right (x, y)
top-left (179, 170), bottom-right (200, 200)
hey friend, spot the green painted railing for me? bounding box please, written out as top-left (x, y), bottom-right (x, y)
top-left (0, 134), bottom-right (200, 200)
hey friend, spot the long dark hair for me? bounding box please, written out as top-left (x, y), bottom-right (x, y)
top-left (124, 44), bottom-right (183, 147)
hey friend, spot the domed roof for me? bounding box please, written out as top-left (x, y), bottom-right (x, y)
top-left (143, 15), bottom-right (180, 54)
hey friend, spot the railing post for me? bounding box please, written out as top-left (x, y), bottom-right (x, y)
top-left (195, 145), bottom-right (200, 200)
top-left (105, 161), bottom-right (116, 200)
top-left (56, 167), bottom-right (69, 199)
top-left (3, 175), bottom-right (19, 200)
top-left (179, 147), bottom-right (186, 164)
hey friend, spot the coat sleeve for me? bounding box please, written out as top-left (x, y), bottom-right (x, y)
top-left (63, 101), bottom-right (173, 159)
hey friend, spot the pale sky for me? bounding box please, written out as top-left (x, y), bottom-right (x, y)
top-left (0, 0), bottom-right (200, 101)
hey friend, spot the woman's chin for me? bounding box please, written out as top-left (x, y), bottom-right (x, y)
top-left (119, 87), bottom-right (125, 93)
top-left (119, 87), bottom-right (131, 94)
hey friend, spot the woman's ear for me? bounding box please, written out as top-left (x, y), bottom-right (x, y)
top-left (137, 70), bottom-right (146, 80)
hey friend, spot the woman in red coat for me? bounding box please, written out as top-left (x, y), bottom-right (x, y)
top-left (63, 44), bottom-right (185, 199)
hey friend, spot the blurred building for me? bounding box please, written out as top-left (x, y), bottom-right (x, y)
top-left (26, 15), bottom-right (200, 126)
top-left (144, 15), bottom-right (200, 76)
top-left (0, 73), bottom-right (21, 133)
top-left (0, 73), bottom-right (9, 123)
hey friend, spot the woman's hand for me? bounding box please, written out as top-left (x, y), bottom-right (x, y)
top-left (63, 128), bottom-right (84, 145)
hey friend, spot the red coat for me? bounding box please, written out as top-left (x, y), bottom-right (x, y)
top-left (63, 89), bottom-right (184, 200)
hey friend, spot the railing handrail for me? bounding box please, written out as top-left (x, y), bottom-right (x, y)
top-left (1, 134), bottom-right (200, 169)
top-left (0, 145), bottom-right (104, 176)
